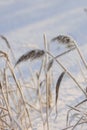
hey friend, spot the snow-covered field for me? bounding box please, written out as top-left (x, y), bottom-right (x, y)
top-left (0, 0), bottom-right (87, 129)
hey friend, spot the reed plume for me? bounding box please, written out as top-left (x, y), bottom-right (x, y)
top-left (51, 35), bottom-right (75, 48)
top-left (15, 49), bottom-right (45, 66)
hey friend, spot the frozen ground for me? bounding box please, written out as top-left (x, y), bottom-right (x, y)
top-left (0, 0), bottom-right (87, 129)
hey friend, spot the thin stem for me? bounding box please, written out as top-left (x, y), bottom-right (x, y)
top-left (55, 46), bottom-right (76, 59)
top-left (1, 83), bottom-right (12, 121)
top-left (46, 51), bottom-right (87, 96)
top-left (72, 116), bottom-right (83, 130)
top-left (43, 34), bottom-right (49, 130)
top-left (7, 61), bottom-right (33, 129)
top-left (62, 121), bottom-right (87, 130)
top-left (37, 75), bottom-right (45, 130)
top-left (66, 98), bottom-right (87, 126)
top-left (74, 42), bottom-right (87, 69)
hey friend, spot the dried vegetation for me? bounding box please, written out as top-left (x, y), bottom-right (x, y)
top-left (0, 34), bottom-right (87, 130)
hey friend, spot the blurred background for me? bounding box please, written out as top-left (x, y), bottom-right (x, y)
top-left (0, 0), bottom-right (87, 47)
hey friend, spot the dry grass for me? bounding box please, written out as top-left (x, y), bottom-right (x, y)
top-left (0, 34), bottom-right (87, 130)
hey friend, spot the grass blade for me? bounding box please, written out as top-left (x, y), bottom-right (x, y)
top-left (55, 71), bottom-right (65, 117)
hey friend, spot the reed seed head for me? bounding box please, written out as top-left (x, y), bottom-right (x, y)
top-left (51, 35), bottom-right (75, 48)
top-left (15, 49), bottom-right (45, 66)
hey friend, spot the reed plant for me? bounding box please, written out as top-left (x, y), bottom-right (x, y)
top-left (0, 34), bottom-right (87, 130)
